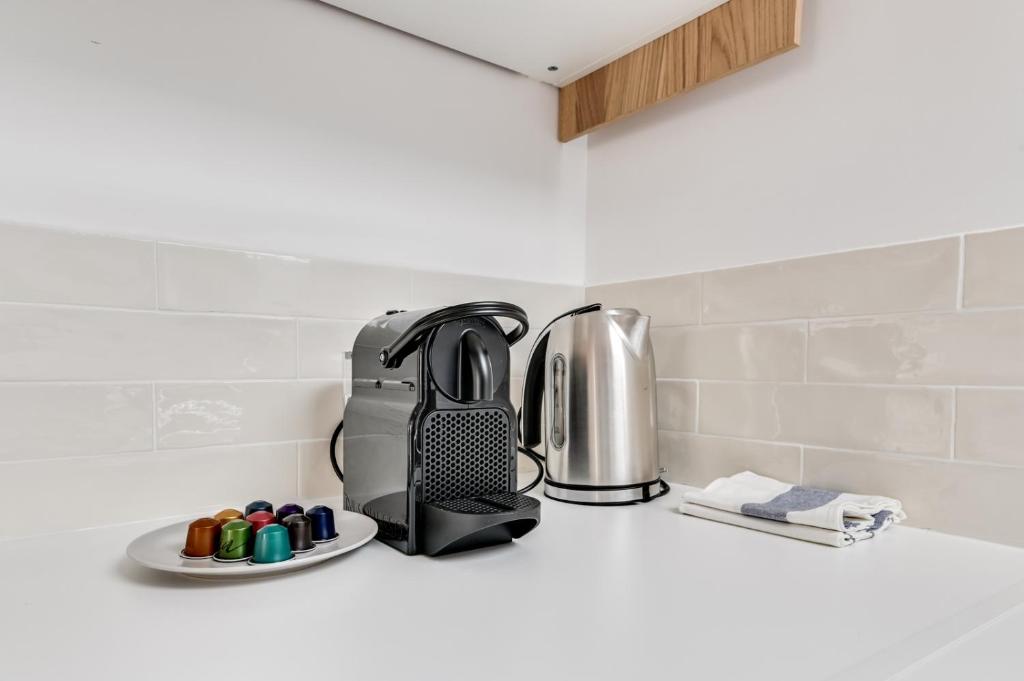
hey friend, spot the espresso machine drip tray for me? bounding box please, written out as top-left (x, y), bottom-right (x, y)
top-left (422, 492), bottom-right (540, 556)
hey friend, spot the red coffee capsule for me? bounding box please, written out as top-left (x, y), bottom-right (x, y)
top-left (245, 510), bottom-right (277, 534)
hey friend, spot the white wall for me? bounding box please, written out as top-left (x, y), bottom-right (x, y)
top-left (0, 0), bottom-right (586, 285)
top-left (584, 0), bottom-right (1024, 285)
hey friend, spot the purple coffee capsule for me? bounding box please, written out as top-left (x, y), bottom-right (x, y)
top-left (275, 503), bottom-right (304, 524)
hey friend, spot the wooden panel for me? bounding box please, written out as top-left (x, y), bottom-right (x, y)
top-left (558, 0), bottom-right (802, 142)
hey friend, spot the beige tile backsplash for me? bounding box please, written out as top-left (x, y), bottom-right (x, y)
top-left (808, 310), bottom-right (1024, 386)
top-left (297, 319), bottom-right (364, 379)
top-left (802, 448), bottom-right (1024, 547)
top-left (7, 219), bottom-right (1024, 547)
top-left (158, 242), bottom-right (412, 319)
top-left (589, 225), bottom-right (1024, 547)
top-left (0, 306), bottom-right (297, 381)
top-left (0, 384), bottom-right (153, 460)
top-left (954, 389), bottom-right (1024, 467)
top-left (651, 322), bottom-right (806, 381)
top-left (0, 222), bottom-right (157, 309)
top-left (0, 221), bottom-right (582, 538)
top-left (586, 273), bottom-right (701, 327)
top-left (156, 381), bottom-right (344, 449)
top-left (963, 228), bottom-right (1024, 308)
top-left (0, 443), bottom-right (299, 538)
top-left (701, 239), bottom-right (960, 323)
top-left (699, 382), bottom-right (954, 457)
top-left (658, 431), bottom-right (802, 489)
top-left (656, 380), bottom-right (698, 433)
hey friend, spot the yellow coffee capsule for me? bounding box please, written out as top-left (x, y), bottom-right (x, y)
top-left (214, 508), bottom-right (243, 526)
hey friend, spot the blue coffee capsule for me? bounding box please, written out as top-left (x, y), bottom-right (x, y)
top-left (307, 505), bottom-right (338, 543)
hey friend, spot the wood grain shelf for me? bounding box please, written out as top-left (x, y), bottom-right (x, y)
top-left (558, 0), bottom-right (803, 142)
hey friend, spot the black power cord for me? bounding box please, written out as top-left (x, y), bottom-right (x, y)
top-left (516, 446), bottom-right (545, 494)
top-left (329, 418), bottom-right (546, 495)
top-left (329, 419), bottom-right (344, 482)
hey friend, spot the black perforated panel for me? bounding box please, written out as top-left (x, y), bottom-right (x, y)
top-left (422, 409), bottom-right (511, 503)
top-left (431, 498), bottom-right (505, 514)
top-left (479, 492), bottom-right (536, 511)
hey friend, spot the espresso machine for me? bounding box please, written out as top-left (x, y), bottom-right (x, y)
top-left (342, 302), bottom-right (541, 556)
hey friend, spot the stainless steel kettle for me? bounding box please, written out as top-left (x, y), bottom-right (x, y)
top-left (520, 304), bottom-right (666, 504)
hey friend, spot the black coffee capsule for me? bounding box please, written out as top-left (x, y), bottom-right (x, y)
top-left (283, 514), bottom-right (315, 552)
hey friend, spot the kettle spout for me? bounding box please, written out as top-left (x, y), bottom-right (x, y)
top-left (606, 308), bottom-right (651, 357)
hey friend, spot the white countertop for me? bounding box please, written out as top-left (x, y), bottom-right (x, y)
top-left (3, 489), bottom-right (1024, 681)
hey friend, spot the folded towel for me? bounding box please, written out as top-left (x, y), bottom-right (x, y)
top-left (679, 471), bottom-right (905, 547)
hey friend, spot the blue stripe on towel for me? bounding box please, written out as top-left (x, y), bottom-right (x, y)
top-left (843, 510), bottom-right (893, 531)
top-left (740, 486), bottom-right (841, 522)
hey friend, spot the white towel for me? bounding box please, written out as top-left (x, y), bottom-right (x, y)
top-left (679, 471), bottom-right (906, 547)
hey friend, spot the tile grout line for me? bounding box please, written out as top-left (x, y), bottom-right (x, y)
top-left (697, 272), bottom-right (704, 325)
top-left (0, 375), bottom-right (528, 385)
top-left (588, 225), bottom-right (1024, 289)
top-left (294, 318), bottom-right (301, 379)
top-left (295, 441), bottom-right (302, 498)
top-left (0, 298), bottom-right (373, 323)
top-left (656, 378), bottom-right (1024, 391)
top-left (956, 234), bottom-right (966, 310)
top-left (151, 383), bottom-right (158, 451)
top-left (0, 438), bottom-right (334, 466)
top-left (1, 431), bottom-right (1018, 471)
top-left (949, 387), bottom-right (958, 461)
top-left (654, 429), bottom-right (1024, 471)
top-left (7, 377), bottom-right (1024, 391)
top-left (652, 302), bottom-right (1024, 329)
top-left (803, 320), bottom-right (810, 383)
top-left (151, 241), bottom-right (160, 311)
top-left (693, 380), bottom-right (701, 433)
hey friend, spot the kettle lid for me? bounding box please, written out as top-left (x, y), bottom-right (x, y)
top-left (603, 308), bottom-right (651, 357)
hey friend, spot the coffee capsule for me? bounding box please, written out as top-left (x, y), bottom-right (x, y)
top-left (182, 517), bottom-right (220, 558)
top-left (214, 508), bottom-right (243, 526)
top-left (275, 503), bottom-right (304, 524)
top-left (215, 519), bottom-right (253, 561)
top-left (250, 524), bottom-right (294, 564)
top-left (244, 500), bottom-right (273, 517)
top-left (245, 510), bottom-right (276, 534)
top-left (307, 505), bottom-right (338, 543)
top-left (282, 514), bottom-right (314, 552)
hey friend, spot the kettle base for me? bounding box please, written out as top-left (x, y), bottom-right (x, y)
top-left (543, 478), bottom-right (666, 506)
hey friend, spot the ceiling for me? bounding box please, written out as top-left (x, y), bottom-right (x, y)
top-left (319, 0), bottom-right (729, 87)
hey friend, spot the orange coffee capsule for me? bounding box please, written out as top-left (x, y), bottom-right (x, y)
top-left (183, 517), bottom-right (221, 558)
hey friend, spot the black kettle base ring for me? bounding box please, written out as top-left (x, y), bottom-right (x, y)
top-left (542, 477), bottom-right (667, 506)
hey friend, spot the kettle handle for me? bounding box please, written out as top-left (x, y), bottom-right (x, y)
top-left (519, 303), bottom-right (602, 448)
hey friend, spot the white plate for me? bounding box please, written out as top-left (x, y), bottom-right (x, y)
top-left (126, 510), bottom-right (378, 579)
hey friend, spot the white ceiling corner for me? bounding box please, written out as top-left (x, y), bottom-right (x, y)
top-left (318, 0), bottom-right (729, 86)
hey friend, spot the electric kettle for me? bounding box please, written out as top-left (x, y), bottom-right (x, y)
top-left (520, 304), bottom-right (667, 505)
